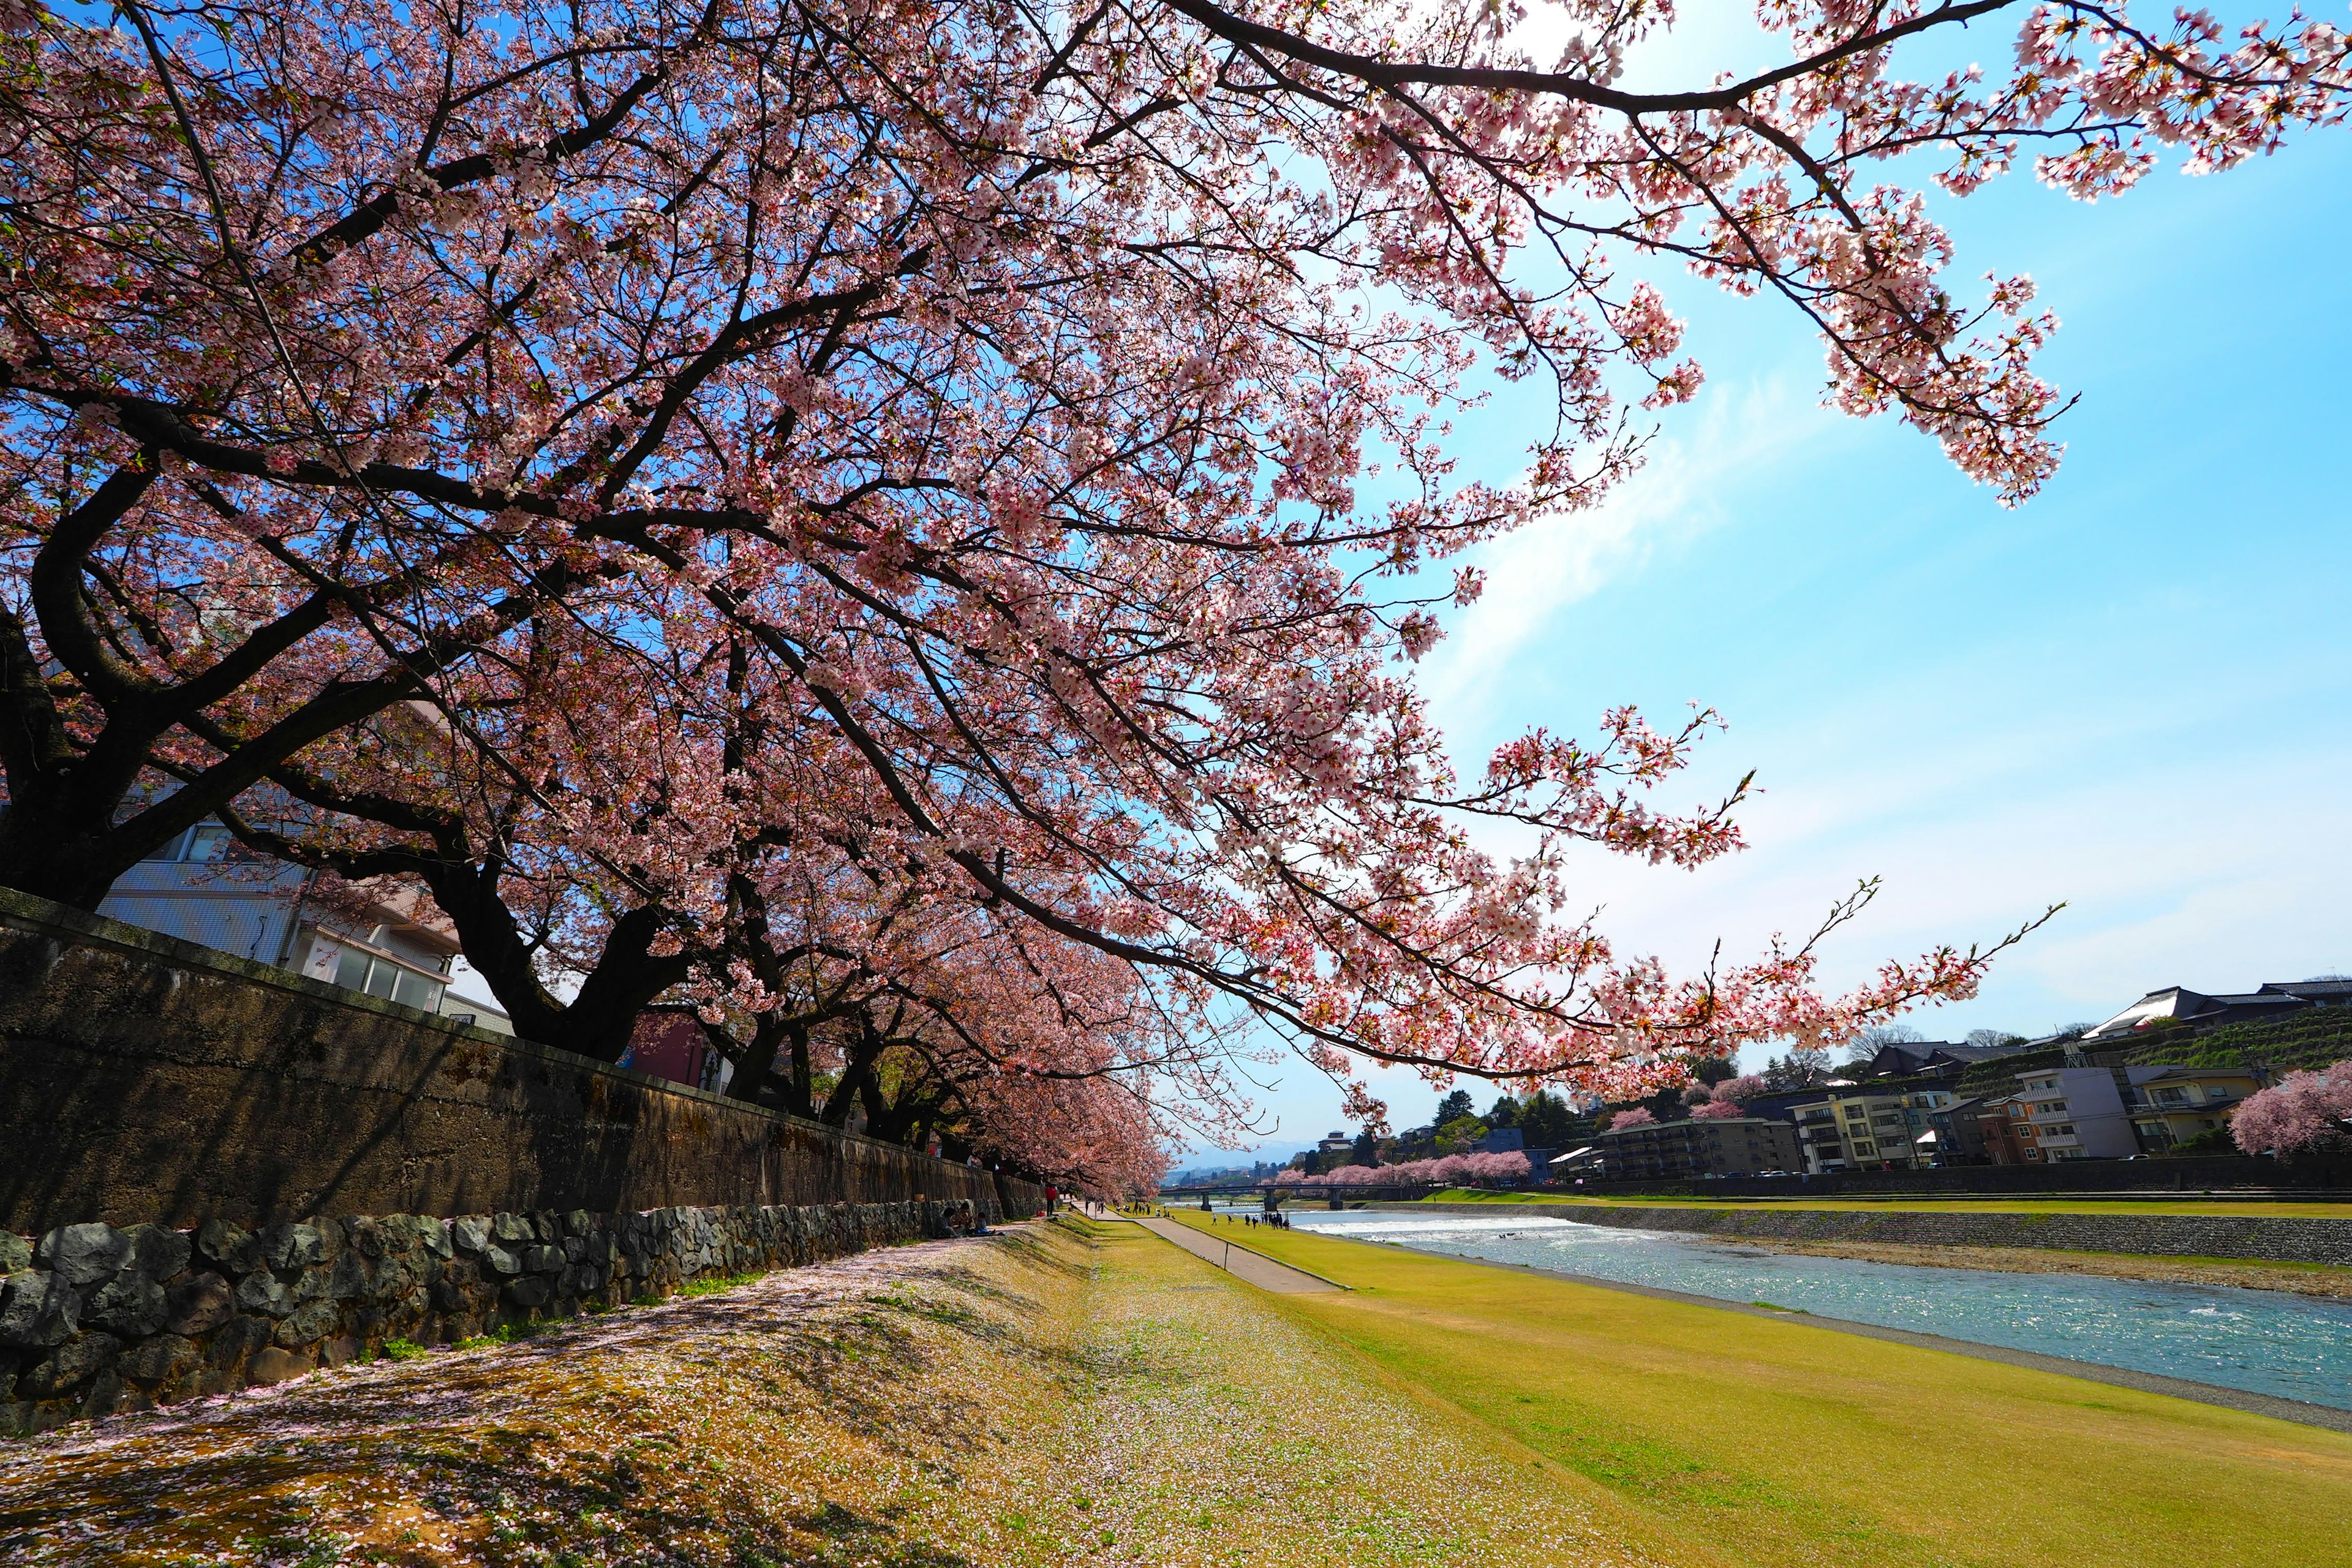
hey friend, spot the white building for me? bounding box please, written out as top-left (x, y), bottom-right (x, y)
top-left (99, 823), bottom-right (510, 1031)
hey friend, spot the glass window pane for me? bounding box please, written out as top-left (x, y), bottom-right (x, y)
top-left (335, 949), bottom-right (371, 992)
top-left (366, 962), bottom-right (400, 999)
top-left (186, 826), bottom-right (235, 862)
top-left (393, 968), bottom-right (437, 1009)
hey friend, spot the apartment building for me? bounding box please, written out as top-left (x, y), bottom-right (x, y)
top-left (1589, 1116), bottom-right (1800, 1180)
top-left (2122, 1065), bottom-right (2263, 1152)
top-left (1791, 1089), bottom-right (1961, 1172)
top-left (1994, 1066), bottom-right (2139, 1161)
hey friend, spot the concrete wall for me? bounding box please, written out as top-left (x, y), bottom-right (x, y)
top-left (0, 888), bottom-right (1043, 1233)
top-left (1548, 1151), bottom-right (2348, 1199)
top-left (1, 1196), bottom-right (993, 1435)
top-left (1397, 1202), bottom-right (2352, 1265)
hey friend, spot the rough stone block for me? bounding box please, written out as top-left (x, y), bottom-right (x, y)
top-left (333, 1250), bottom-right (407, 1302)
top-left (289, 1267), bottom-right (333, 1304)
top-left (197, 1220), bottom-right (265, 1276)
top-left (235, 1273), bottom-right (296, 1317)
top-left (491, 1212), bottom-right (535, 1244)
top-left (522, 1244), bottom-right (562, 1273)
top-left (301, 1216), bottom-right (344, 1265)
top-left (322, 1335), bottom-right (361, 1368)
top-left (504, 1275), bottom-right (553, 1308)
top-left (274, 1299), bottom-right (341, 1348)
top-left (0, 1270), bottom-right (79, 1348)
top-left (36, 1223), bottom-right (129, 1287)
top-left (260, 1222), bottom-right (328, 1271)
top-left (563, 1209), bottom-right (597, 1238)
top-left (379, 1214), bottom-right (450, 1258)
top-left (450, 1215), bottom-right (494, 1254)
top-left (206, 1314), bottom-right (271, 1374)
top-left (83, 1274), bottom-right (170, 1338)
top-left (560, 1236), bottom-right (589, 1264)
top-left (167, 1272), bottom-right (235, 1335)
top-left (342, 1216), bottom-right (386, 1258)
top-left (20, 1331), bottom-right (121, 1398)
top-left (81, 1368), bottom-right (140, 1419)
top-left (481, 1245), bottom-right (523, 1277)
top-left (247, 1346), bottom-right (313, 1385)
top-left (0, 1235), bottom-right (29, 1273)
top-left (122, 1223), bottom-right (193, 1284)
top-left (118, 1334), bottom-right (200, 1388)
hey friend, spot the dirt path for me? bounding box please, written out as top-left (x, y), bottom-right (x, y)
top-left (0, 1220), bottom-right (1667, 1567)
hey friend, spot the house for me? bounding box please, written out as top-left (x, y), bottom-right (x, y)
top-left (2084, 979), bottom-right (2352, 1041)
top-left (99, 821), bottom-right (510, 1031)
top-left (1858, 1040), bottom-right (2035, 1081)
top-left (1587, 1116), bottom-right (1800, 1180)
top-left (2121, 1064), bottom-right (2265, 1152)
top-left (1316, 1131), bottom-right (1355, 1156)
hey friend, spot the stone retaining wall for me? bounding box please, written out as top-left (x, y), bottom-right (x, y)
top-left (0, 1196), bottom-right (992, 1435)
top-left (1395, 1203), bottom-right (2352, 1265)
top-left (0, 889), bottom-right (1043, 1232)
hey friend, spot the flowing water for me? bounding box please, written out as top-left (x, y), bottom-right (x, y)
top-left (1286, 1209), bottom-right (2352, 1411)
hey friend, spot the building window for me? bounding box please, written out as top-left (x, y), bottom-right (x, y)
top-left (333, 946), bottom-right (442, 1010)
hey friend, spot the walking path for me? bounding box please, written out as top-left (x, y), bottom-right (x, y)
top-left (1120, 1213), bottom-right (1347, 1292)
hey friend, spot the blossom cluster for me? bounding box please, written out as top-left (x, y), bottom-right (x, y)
top-left (6, 0), bottom-right (2309, 1185)
top-left (1274, 1150), bottom-right (1534, 1188)
top-left (2231, 1061), bottom-right (2352, 1156)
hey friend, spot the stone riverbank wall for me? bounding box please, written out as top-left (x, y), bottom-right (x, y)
top-left (1, 1197), bottom-right (993, 1434)
top-left (0, 888), bottom-right (1042, 1232)
top-left (1394, 1203), bottom-right (2352, 1265)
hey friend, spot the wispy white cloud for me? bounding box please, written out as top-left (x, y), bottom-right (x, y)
top-left (1420, 374), bottom-right (1836, 731)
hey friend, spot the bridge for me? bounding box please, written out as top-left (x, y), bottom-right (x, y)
top-left (1157, 1183), bottom-right (1443, 1206)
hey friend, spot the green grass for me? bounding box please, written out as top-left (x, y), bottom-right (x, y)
top-left (453, 1320), bottom-right (556, 1350)
top-left (1414, 1188), bottom-right (2352, 1217)
top-left (677, 1271), bottom-right (764, 1298)
top-left (1156, 1209), bottom-right (2352, 1568)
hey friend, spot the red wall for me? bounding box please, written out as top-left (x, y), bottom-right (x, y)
top-left (624, 1015), bottom-right (705, 1090)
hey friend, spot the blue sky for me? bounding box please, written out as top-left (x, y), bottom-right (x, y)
top-left (1175, 92), bottom-right (2352, 1166)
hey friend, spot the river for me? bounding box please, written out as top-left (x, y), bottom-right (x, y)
top-left (1283, 1209), bottom-right (2352, 1411)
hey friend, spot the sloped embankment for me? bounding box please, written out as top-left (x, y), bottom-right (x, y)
top-left (0, 1220), bottom-right (1670, 1568)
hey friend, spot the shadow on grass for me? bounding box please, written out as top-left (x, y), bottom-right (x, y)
top-left (0, 1231), bottom-right (1084, 1565)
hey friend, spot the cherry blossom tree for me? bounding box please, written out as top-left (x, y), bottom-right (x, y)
top-left (1712, 1073), bottom-right (1768, 1104)
top-left (2230, 1062), bottom-right (2352, 1157)
top-left (1605, 1106), bottom-right (1659, 1129)
top-left (6, 0), bottom-right (2337, 1153)
top-left (1689, 1098), bottom-right (1746, 1119)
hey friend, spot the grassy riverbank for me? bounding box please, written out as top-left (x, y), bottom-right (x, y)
top-left (1160, 1210), bottom-right (2352, 1568)
top-left (0, 1222), bottom-right (1684, 1567)
top-left (1418, 1189), bottom-right (2352, 1216)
